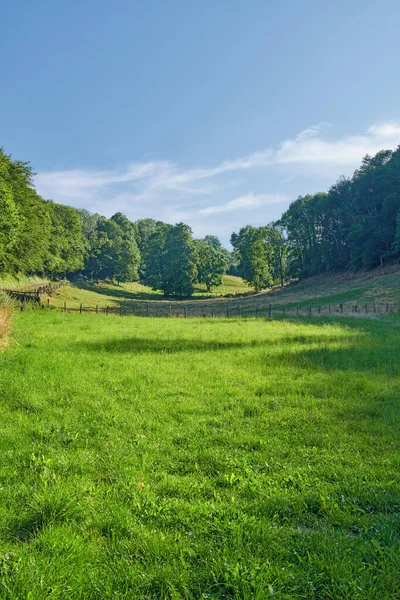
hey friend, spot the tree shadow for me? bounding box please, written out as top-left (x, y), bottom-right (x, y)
top-left (74, 319), bottom-right (400, 380)
top-left (77, 337), bottom-right (257, 354)
top-left (80, 283), bottom-right (161, 301)
top-left (75, 328), bottom-right (359, 356)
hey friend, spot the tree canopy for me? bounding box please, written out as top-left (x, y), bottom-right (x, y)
top-left (2, 144), bottom-right (400, 295)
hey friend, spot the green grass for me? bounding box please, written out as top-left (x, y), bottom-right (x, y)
top-left (192, 274), bottom-right (254, 297)
top-left (1, 312), bottom-right (399, 599)
top-left (49, 275), bottom-right (254, 310)
top-left (262, 266), bottom-right (400, 309)
top-left (48, 268), bottom-right (400, 319)
top-left (0, 274), bottom-right (47, 290)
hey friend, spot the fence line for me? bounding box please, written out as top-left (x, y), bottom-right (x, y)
top-left (2, 281), bottom-right (65, 303)
top-left (17, 298), bottom-right (400, 319)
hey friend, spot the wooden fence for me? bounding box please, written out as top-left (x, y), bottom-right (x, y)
top-left (2, 281), bottom-right (65, 303)
top-left (17, 298), bottom-right (400, 319)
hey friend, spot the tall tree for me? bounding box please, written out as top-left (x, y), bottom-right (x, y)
top-left (230, 226), bottom-right (273, 292)
top-left (0, 178), bottom-right (20, 272)
top-left (195, 239), bottom-right (228, 291)
top-left (45, 202), bottom-right (86, 277)
top-left (163, 223), bottom-right (197, 297)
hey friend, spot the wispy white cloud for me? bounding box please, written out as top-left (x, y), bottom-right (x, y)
top-left (199, 193), bottom-right (288, 216)
top-left (34, 121), bottom-right (400, 243)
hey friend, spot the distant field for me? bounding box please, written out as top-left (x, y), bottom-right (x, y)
top-left (1, 312), bottom-right (399, 598)
top-left (45, 267), bottom-right (400, 319)
top-left (48, 275), bottom-right (254, 310)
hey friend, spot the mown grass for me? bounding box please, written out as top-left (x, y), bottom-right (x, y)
top-left (0, 313), bottom-right (399, 599)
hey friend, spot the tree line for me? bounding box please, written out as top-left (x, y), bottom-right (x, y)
top-left (0, 149), bottom-right (232, 296)
top-left (1, 144), bottom-right (400, 296)
top-left (230, 145), bottom-right (400, 285)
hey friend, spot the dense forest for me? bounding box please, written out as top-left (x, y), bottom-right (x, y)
top-left (1, 145), bottom-right (400, 296)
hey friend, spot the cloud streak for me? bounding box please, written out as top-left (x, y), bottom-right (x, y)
top-left (199, 193), bottom-right (288, 216)
top-left (34, 121), bottom-right (400, 242)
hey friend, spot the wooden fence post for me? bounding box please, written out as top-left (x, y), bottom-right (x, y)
top-left (106, 305), bottom-right (109, 315)
top-left (169, 305), bottom-right (172, 317)
top-left (328, 305), bottom-right (331, 314)
top-left (268, 304), bottom-right (272, 317)
top-left (80, 303), bottom-right (82, 314)
top-left (373, 303), bottom-right (376, 313)
top-left (64, 301), bottom-right (66, 313)
top-left (386, 303), bottom-right (389, 313)
top-left (184, 306), bottom-right (187, 318)
top-left (365, 304), bottom-right (368, 314)
top-left (318, 305), bottom-right (321, 314)
top-left (96, 305), bottom-right (98, 314)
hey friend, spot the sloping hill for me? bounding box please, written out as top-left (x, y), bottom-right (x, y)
top-left (40, 267), bottom-right (400, 318)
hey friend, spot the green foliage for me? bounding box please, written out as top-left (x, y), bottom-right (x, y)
top-left (163, 223), bottom-right (197, 296)
top-left (0, 150), bottom-right (52, 275)
top-left (143, 222), bottom-right (198, 296)
top-left (3, 142), bottom-right (400, 290)
top-left (0, 178), bottom-right (20, 272)
top-left (280, 147), bottom-right (400, 277)
top-left (195, 239), bottom-right (228, 291)
top-left (45, 202), bottom-right (86, 276)
top-left (110, 213), bottom-right (140, 282)
top-left (231, 225), bottom-right (274, 291)
top-left (0, 312), bottom-right (399, 597)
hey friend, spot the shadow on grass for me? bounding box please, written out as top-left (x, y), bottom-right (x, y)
top-left (80, 284), bottom-right (162, 301)
top-left (77, 337), bottom-right (259, 354)
top-left (75, 283), bottom-right (255, 305)
top-left (75, 328), bottom-right (357, 356)
top-left (74, 319), bottom-right (400, 379)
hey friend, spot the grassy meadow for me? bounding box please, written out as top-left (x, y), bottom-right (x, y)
top-left (0, 310), bottom-right (399, 598)
top-left (48, 275), bottom-right (254, 311)
top-left (39, 266), bottom-right (400, 321)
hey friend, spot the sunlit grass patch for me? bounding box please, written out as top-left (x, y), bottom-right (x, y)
top-left (0, 312), bottom-right (399, 598)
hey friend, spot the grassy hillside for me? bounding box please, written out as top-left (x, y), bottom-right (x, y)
top-left (264, 265), bottom-right (400, 307)
top-left (1, 312), bottom-right (399, 598)
top-left (48, 275), bottom-right (254, 309)
top-left (0, 274), bottom-right (48, 290)
top-left (44, 267), bottom-right (400, 319)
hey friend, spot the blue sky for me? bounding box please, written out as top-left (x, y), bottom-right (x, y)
top-left (2, 0), bottom-right (400, 246)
